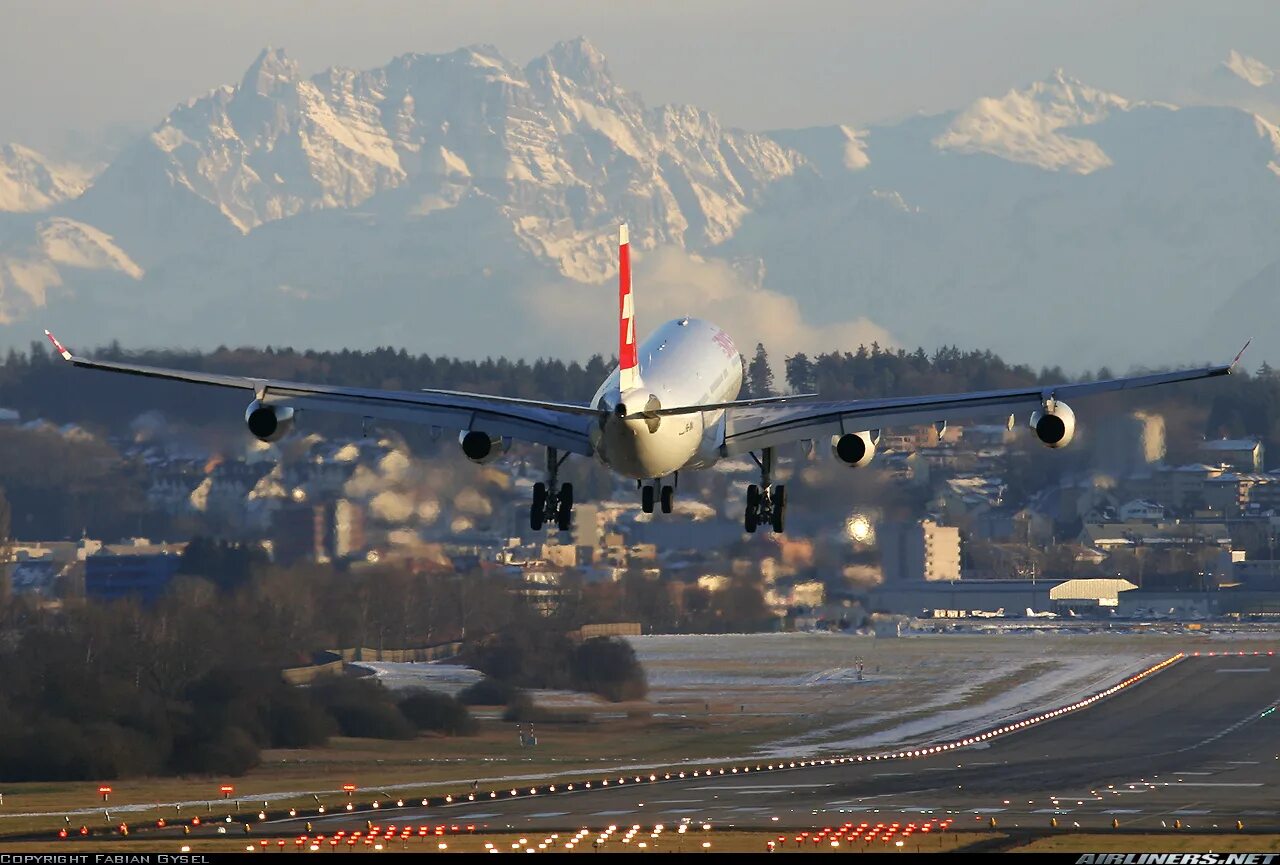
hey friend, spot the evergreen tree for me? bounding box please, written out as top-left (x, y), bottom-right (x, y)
top-left (746, 343), bottom-right (774, 398)
top-left (784, 353), bottom-right (815, 393)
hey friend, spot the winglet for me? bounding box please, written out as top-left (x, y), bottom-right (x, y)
top-left (1230, 338), bottom-right (1252, 371)
top-left (44, 329), bottom-right (72, 361)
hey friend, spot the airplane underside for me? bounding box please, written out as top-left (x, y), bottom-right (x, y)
top-left (529, 414), bottom-right (789, 535)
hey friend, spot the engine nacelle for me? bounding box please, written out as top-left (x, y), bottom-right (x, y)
top-left (244, 400), bottom-right (295, 442)
top-left (831, 430), bottom-right (878, 468)
top-left (459, 430), bottom-right (510, 464)
top-left (1030, 400), bottom-right (1076, 449)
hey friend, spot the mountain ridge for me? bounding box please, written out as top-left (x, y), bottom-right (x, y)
top-left (0, 41), bottom-right (1276, 370)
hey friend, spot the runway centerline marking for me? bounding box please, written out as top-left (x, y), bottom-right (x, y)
top-left (689, 784), bottom-right (833, 791)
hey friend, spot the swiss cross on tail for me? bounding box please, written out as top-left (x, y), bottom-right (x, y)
top-left (618, 224), bottom-right (641, 391)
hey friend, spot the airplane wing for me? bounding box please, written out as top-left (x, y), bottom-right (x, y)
top-left (44, 331), bottom-right (601, 455)
top-left (717, 358), bottom-right (1241, 457)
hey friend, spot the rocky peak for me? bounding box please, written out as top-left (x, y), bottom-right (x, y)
top-left (1028, 69), bottom-right (1130, 119)
top-left (241, 46), bottom-right (300, 97)
top-left (529, 37), bottom-right (614, 93)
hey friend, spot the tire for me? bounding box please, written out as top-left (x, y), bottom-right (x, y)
top-left (660, 485), bottom-right (674, 514)
top-left (556, 483), bottom-right (573, 531)
top-left (641, 484), bottom-right (655, 514)
top-left (770, 484), bottom-right (787, 533)
top-left (531, 482), bottom-right (547, 531)
top-left (745, 484), bottom-right (760, 533)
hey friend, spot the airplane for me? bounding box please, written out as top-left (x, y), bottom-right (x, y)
top-left (43, 224), bottom-right (1247, 535)
top-left (1025, 607), bottom-right (1059, 619)
top-left (970, 608), bottom-right (1006, 618)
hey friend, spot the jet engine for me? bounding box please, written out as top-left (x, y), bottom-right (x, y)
top-left (459, 430), bottom-right (509, 464)
top-left (1030, 400), bottom-right (1076, 449)
top-left (831, 430), bottom-right (878, 468)
top-left (245, 400), bottom-right (295, 442)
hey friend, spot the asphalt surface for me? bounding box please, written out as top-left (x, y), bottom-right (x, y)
top-left (277, 654), bottom-right (1280, 834)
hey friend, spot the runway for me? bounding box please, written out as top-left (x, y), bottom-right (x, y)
top-left (277, 654), bottom-right (1280, 834)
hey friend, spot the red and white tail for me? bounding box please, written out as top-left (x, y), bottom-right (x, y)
top-left (618, 223), bottom-right (641, 391)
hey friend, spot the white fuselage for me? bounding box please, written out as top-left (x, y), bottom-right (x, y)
top-left (589, 317), bottom-right (742, 479)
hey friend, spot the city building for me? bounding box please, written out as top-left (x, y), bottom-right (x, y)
top-left (1198, 438), bottom-right (1264, 472)
top-left (879, 519), bottom-right (961, 582)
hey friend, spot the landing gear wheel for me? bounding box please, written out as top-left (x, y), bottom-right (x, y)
top-left (770, 484), bottom-right (787, 533)
top-left (642, 484), bottom-right (655, 514)
top-left (531, 482), bottom-right (547, 531)
top-left (556, 483), bottom-right (574, 531)
top-left (745, 484), bottom-right (760, 534)
top-left (660, 485), bottom-right (674, 514)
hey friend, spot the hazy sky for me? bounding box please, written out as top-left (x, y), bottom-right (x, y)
top-left (3, 0), bottom-right (1278, 149)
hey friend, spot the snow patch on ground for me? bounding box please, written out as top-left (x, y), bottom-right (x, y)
top-left (353, 661), bottom-right (482, 694)
top-left (759, 652), bottom-right (1165, 758)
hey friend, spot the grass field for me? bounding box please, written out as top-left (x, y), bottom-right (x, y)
top-left (0, 632), bottom-right (1273, 841)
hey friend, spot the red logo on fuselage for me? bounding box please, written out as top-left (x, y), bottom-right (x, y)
top-left (712, 330), bottom-right (736, 359)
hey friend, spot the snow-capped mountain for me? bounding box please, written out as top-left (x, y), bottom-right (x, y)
top-left (0, 144), bottom-right (94, 213)
top-left (0, 216), bottom-right (141, 325)
top-left (745, 71), bottom-right (1280, 365)
top-left (0, 40), bottom-right (1278, 369)
top-left (1185, 49), bottom-right (1280, 125)
top-left (1223, 49), bottom-right (1276, 89)
top-left (932, 69), bottom-right (1133, 174)
top-left (71, 39), bottom-right (799, 282)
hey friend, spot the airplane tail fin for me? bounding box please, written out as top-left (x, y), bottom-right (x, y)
top-left (618, 224), bottom-right (641, 391)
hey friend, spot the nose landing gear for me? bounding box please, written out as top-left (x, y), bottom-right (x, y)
top-left (530, 447), bottom-right (573, 532)
top-left (744, 448), bottom-right (786, 534)
top-left (640, 475), bottom-right (676, 514)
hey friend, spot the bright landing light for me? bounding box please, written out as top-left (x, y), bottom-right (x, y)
top-left (847, 513), bottom-right (873, 543)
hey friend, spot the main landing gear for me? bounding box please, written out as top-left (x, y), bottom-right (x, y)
top-left (531, 447), bottom-right (573, 532)
top-left (745, 448), bottom-right (786, 534)
top-left (639, 476), bottom-right (676, 514)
